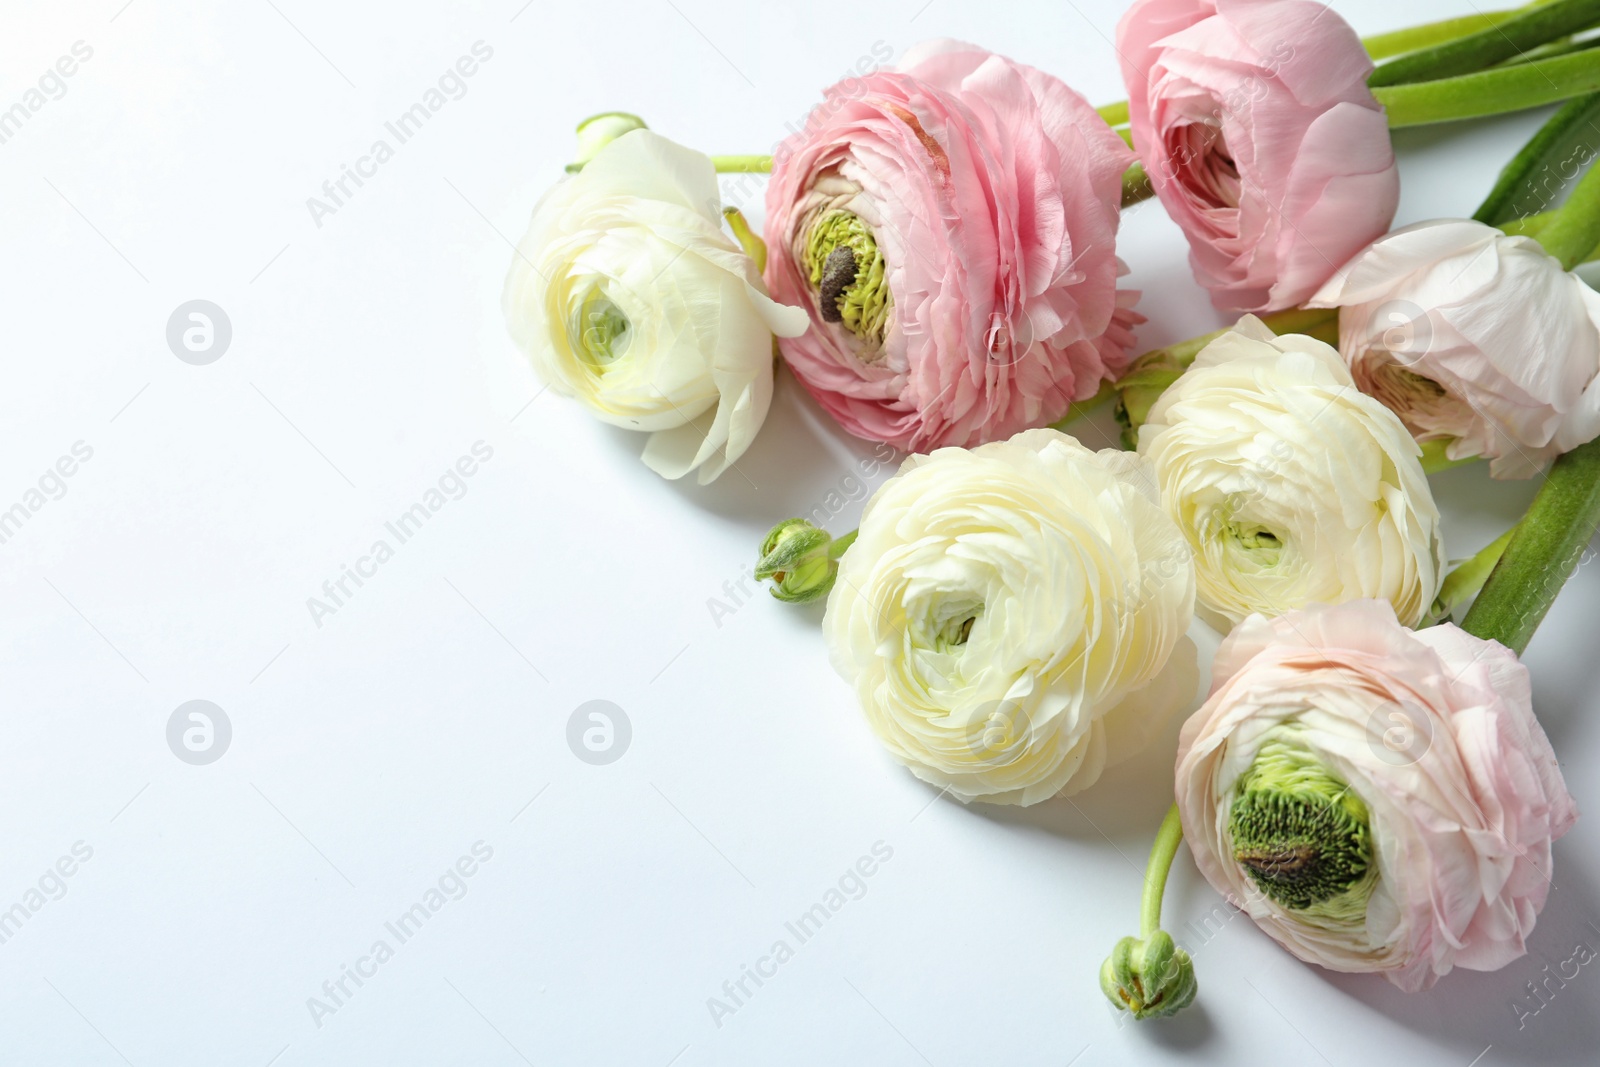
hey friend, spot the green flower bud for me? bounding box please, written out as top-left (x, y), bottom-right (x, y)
top-left (1228, 734), bottom-right (1377, 921)
top-left (1100, 930), bottom-right (1197, 1020)
top-left (804, 210), bottom-right (892, 347)
top-left (755, 519), bottom-right (852, 604)
top-left (567, 112), bottom-right (648, 172)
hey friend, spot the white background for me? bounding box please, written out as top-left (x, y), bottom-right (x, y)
top-left (0, 0), bottom-right (1596, 1064)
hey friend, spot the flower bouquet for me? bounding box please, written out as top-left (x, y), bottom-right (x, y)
top-left (501, 0), bottom-right (1600, 1026)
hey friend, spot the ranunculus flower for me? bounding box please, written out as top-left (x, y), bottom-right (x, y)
top-left (503, 129), bottom-right (808, 483)
top-left (1117, 0), bottom-right (1400, 312)
top-left (764, 39), bottom-right (1140, 452)
top-left (825, 428), bottom-right (1197, 805)
top-left (1176, 599), bottom-right (1578, 991)
top-left (1309, 218), bottom-right (1600, 479)
top-left (1138, 317), bottom-right (1443, 629)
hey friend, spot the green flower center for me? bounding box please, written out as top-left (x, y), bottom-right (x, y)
top-left (805, 209), bottom-right (891, 346)
top-left (571, 291), bottom-right (631, 372)
top-left (1229, 734), bottom-right (1376, 916)
top-left (1225, 524), bottom-right (1283, 566)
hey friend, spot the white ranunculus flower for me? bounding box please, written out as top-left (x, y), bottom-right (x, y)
top-left (824, 428), bottom-right (1197, 806)
top-left (1137, 316), bottom-right (1443, 630)
top-left (1309, 218), bottom-right (1600, 479)
top-left (502, 129), bottom-right (809, 483)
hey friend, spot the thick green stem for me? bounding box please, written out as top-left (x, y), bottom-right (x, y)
top-left (1050, 382), bottom-right (1117, 429)
top-left (1533, 147), bottom-right (1600, 267)
top-left (1364, 7), bottom-right (1542, 61)
top-left (1150, 308), bottom-right (1340, 372)
top-left (1461, 437), bottom-right (1600, 653)
top-left (1122, 162), bottom-right (1153, 207)
top-left (1433, 527), bottom-right (1516, 622)
top-left (1375, 49), bottom-right (1600, 127)
top-left (1368, 0), bottom-right (1600, 87)
top-left (1474, 92), bottom-right (1600, 225)
top-left (1141, 804), bottom-right (1185, 940)
top-left (711, 155), bottom-right (773, 174)
top-left (1099, 100), bottom-right (1130, 127)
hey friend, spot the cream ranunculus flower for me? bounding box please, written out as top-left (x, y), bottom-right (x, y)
top-left (1177, 600), bottom-right (1577, 992)
top-left (1137, 316), bottom-right (1443, 630)
top-left (502, 129), bottom-right (809, 483)
top-left (1308, 218), bottom-right (1600, 479)
top-left (824, 429), bottom-right (1198, 805)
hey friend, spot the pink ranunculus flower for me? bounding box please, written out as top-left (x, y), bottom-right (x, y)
top-left (1117, 0), bottom-right (1400, 313)
top-left (1309, 219), bottom-right (1600, 479)
top-left (764, 39), bottom-right (1140, 452)
top-left (1176, 600), bottom-right (1578, 992)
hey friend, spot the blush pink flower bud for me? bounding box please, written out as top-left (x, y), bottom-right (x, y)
top-left (1117, 0), bottom-right (1400, 312)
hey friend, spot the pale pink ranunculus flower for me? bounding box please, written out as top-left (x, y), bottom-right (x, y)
top-left (1117, 0), bottom-right (1400, 313)
top-left (1176, 599), bottom-right (1577, 992)
top-left (764, 39), bottom-right (1140, 453)
top-left (1309, 218), bottom-right (1600, 479)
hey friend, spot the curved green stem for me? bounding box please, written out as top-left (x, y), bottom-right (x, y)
top-left (1474, 92), bottom-right (1600, 225)
top-left (1364, 6), bottom-right (1543, 61)
top-left (1375, 49), bottom-right (1600, 127)
top-left (711, 155), bottom-right (773, 174)
top-left (1462, 437), bottom-right (1600, 653)
top-left (1141, 804), bottom-right (1185, 939)
top-left (1099, 100), bottom-right (1130, 127)
top-left (1532, 142), bottom-right (1600, 267)
top-left (1368, 0), bottom-right (1600, 88)
top-left (1122, 162), bottom-right (1153, 208)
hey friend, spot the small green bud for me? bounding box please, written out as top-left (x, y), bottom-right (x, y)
top-left (1100, 930), bottom-right (1197, 1020)
top-left (567, 112), bottom-right (648, 172)
top-left (755, 519), bottom-right (850, 604)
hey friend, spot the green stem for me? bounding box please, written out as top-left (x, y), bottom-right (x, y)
top-left (1140, 804), bottom-right (1185, 940)
top-left (711, 155), bottom-right (773, 174)
top-left (1375, 49), bottom-right (1600, 127)
top-left (1475, 92), bottom-right (1600, 226)
top-left (1122, 162), bottom-right (1153, 208)
top-left (1532, 145), bottom-right (1600, 267)
top-left (1433, 527), bottom-right (1516, 621)
top-left (1461, 437), bottom-right (1600, 653)
top-left (1368, 0), bottom-right (1600, 87)
top-left (1149, 307), bottom-right (1340, 372)
top-left (1099, 100), bottom-right (1130, 127)
top-left (1051, 382), bottom-right (1117, 429)
top-left (828, 528), bottom-right (858, 559)
top-left (1365, 7), bottom-right (1543, 61)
